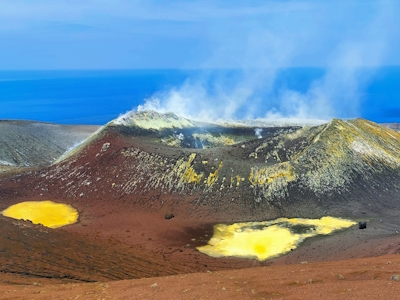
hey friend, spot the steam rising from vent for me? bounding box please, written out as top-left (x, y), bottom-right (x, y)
top-left (175, 133), bottom-right (184, 140)
top-left (121, 1), bottom-right (397, 124)
top-left (137, 99), bottom-right (161, 113)
top-left (65, 140), bottom-right (85, 153)
top-left (255, 128), bottom-right (263, 139)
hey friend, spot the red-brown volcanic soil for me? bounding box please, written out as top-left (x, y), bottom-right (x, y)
top-left (1, 254), bottom-right (399, 299)
top-left (0, 203), bottom-right (400, 299)
top-left (1, 123), bottom-right (400, 299)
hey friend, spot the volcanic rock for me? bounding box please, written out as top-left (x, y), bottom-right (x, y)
top-left (359, 221), bottom-right (367, 229)
top-left (165, 213), bottom-right (174, 220)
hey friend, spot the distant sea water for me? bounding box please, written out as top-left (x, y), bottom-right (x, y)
top-left (0, 68), bottom-right (399, 125)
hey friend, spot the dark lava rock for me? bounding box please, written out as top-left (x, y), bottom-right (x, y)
top-left (165, 213), bottom-right (174, 220)
top-left (359, 221), bottom-right (367, 229)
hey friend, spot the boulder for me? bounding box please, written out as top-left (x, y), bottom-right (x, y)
top-left (359, 221), bottom-right (367, 229)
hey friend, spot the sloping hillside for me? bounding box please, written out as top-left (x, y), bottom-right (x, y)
top-left (2, 113), bottom-right (399, 222)
top-left (0, 120), bottom-right (99, 170)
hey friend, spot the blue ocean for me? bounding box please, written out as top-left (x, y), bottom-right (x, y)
top-left (0, 68), bottom-right (399, 124)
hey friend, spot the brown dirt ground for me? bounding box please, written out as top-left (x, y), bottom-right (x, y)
top-left (0, 206), bottom-right (400, 299)
top-left (0, 254), bottom-right (399, 299)
top-left (1, 176), bottom-right (400, 298)
top-left (1, 127), bottom-right (400, 299)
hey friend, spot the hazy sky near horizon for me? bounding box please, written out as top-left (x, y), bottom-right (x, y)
top-left (0, 0), bottom-right (399, 69)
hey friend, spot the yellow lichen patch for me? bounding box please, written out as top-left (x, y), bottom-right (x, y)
top-left (1, 200), bottom-right (79, 229)
top-left (180, 154), bottom-right (203, 184)
top-left (207, 161), bottom-right (223, 187)
top-left (197, 216), bottom-right (355, 261)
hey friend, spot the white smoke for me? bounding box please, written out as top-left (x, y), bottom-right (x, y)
top-left (65, 140), bottom-right (85, 153)
top-left (130, 0), bottom-right (398, 124)
top-left (137, 98), bottom-right (163, 112)
top-left (175, 132), bottom-right (184, 140)
top-left (254, 128), bottom-right (263, 139)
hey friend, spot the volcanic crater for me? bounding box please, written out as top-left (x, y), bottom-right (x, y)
top-left (0, 111), bottom-right (400, 298)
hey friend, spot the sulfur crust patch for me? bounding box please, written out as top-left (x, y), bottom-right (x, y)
top-left (1, 200), bottom-right (79, 229)
top-left (197, 216), bottom-right (355, 261)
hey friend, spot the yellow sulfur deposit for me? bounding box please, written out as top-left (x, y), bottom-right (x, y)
top-left (249, 162), bottom-right (295, 186)
top-left (197, 216), bottom-right (355, 261)
top-left (181, 153), bottom-right (203, 184)
top-left (207, 161), bottom-right (223, 187)
top-left (1, 200), bottom-right (79, 229)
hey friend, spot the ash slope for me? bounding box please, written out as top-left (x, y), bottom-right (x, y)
top-left (383, 123), bottom-right (400, 132)
top-left (0, 120), bottom-right (99, 170)
top-left (3, 112), bottom-right (400, 222)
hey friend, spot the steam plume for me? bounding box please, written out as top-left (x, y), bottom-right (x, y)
top-left (131, 1), bottom-right (398, 124)
top-left (255, 128), bottom-right (263, 139)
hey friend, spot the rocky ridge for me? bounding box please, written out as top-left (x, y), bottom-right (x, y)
top-left (5, 112), bottom-right (398, 222)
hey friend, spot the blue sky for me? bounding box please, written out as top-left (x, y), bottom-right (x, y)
top-left (0, 0), bottom-right (399, 123)
top-left (0, 0), bottom-right (399, 69)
